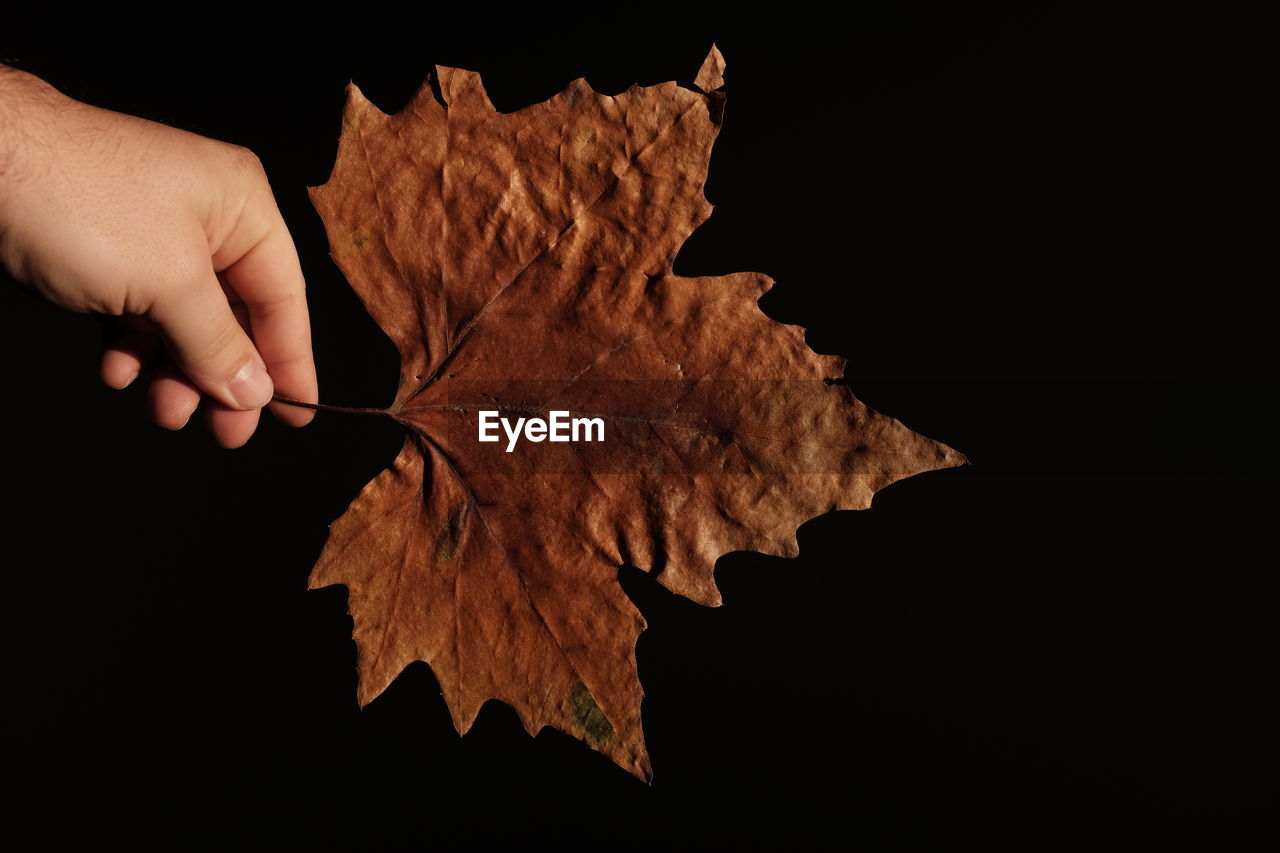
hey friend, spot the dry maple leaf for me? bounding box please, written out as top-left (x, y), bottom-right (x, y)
top-left (302, 45), bottom-right (964, 780)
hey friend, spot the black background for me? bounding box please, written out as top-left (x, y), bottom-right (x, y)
top-left (3, 7), bottom-right (1277, 846)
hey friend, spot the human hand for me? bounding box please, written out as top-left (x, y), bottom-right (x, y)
top-left (0, 65), bottom-right (317, 447)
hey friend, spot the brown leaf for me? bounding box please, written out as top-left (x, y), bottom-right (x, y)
top-left (306, 44), bottom-right (964, 780)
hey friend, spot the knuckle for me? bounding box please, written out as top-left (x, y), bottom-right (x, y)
top-left (226, 143), bottom-right (267, 178)
top-left (256, 285), bottom-right (304, 311)
top-left (195, 318), bottom-right (249, 371)
top-left (209, 307), bottom-right (247, 348)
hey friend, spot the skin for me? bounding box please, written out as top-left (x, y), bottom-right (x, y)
top-left (0, 64), bottom-right (318, 447)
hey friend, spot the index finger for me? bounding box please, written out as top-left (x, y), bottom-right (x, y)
top-left (219, 205), bottom-right (318, 428)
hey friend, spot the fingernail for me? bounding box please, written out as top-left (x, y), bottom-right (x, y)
top-left (229, 359), bottom-right (273, 409)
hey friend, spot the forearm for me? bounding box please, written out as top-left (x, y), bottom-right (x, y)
top-left (0, 65), bottom-right (71, 275)
top-left (0, 65), bottom-right (64, 229)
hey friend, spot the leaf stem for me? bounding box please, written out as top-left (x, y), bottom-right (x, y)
top-left (271, 393), bottom-right (390, 417)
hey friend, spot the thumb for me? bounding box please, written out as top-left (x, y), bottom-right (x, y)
top-left (145, 269), bottom-right (273, 410)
